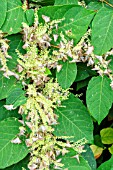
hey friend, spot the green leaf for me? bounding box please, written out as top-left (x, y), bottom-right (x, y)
top-left (108, 144), bottom-right (113, 154)
top-left (30, 0), bottom-right (54, 6)
top-left (0, 0), bottom-right (7, 28)
top-left (25, 9), bottom-right (34, 26)
top-left (56, 60), bottom-right (77, 89)
top-left (60, 149), bottom-right (91, 170)
top-left (4, 155), bottom-right (29, 170)
top-left (1, 0), bottom-right (24, 34)
top-left (0, 101), bottom-right (20, 121)
top-left (38, 5), bottom-right (95, 44)
top-left (82, 145), bottom-right (97, 170)
top-left (7, 34), bottom-right (25, 70)
top-left (54, 94), bottom-right (93, 142)
top-left (107, 56), bottom-right (113, 73)
top-left (0, 74), bottom-right (18, 100)
top-left (6, 88), bottom-right (27, 108)
top-left (91, 7), bottom-right (113, 55)
top-left (76, 78), bottom-right (90, 91)
top-left (55, 0), bottom-right (78, 5)
top-left (97, 155), bottom-right (113, 170)
top-left (87, 2), bottom-right (103, 11)
top-left (86, 76), bottom-right (113, 124)
top-left (84, 0), bottom-right (98, 5)
top-left (0, 118), bottom-right (28, 169)
top-left (100, 128), bottom-right (113, 144)
top-left (75, 63), bottom-right (96, 82)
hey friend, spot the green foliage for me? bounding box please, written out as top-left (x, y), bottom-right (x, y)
top-left (54, 94), bottom-right (93, 142)
top-left (59, 149), bottom-right (92, 170)
top-left (1, 0), bottom-right (24, 34)
top-left (97, 155), bottom-right (113, 170)
top-left (92, 7), bottom-right (113, 55)
top-left (0, 0), bottom-right (7, 28)
top-left (38, 5), bottom-right (95, 44)
top-left (1, 0), bottom-right (113, 169)
top-left (55, 0), bottom-right (78, 5)
top-left (0, 118), bottom-right (28, 169)
top-left (86, 76), bottom-right (113, 124)
top-left (0, 74), bottom-right (18, 100)
top-left (56, 60), bottom-right (77, 89)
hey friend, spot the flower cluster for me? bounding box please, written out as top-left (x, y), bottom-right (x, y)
top-left (16, 13), bottom-right (87, 169)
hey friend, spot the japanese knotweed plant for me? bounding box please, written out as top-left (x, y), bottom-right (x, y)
top-left (0, 12), bottom-right (88, 170)
top-left (18, 13), bottom-right (89, 170)
top-left (1, 0), bottom-right (113, 170)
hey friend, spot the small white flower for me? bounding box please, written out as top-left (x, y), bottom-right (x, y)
top-left (42, 15), bottom-right (50, 22)
top-left (11, 137), bottom-right (21, 144)
top-left (4, 105), bottom-right (15, 110)
top-left (53, 34), bottom-right (58, 42)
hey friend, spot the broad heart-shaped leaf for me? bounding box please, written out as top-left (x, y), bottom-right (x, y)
top-left (0, 101), bottom-right (20, 121)
top-left (0, 118), bottom-right (28, 169)
top-left (97, 155), bottom-right (113, 170)
top-left (0, 0), bottom-right (7, 28)
top-left (1, 0), bottom-right (24, 34)
top-left (0, 73), bottom-right (19, 100)
top-left (59, 149), bottom-right (91, 170)
top-left (86, 76), bottom-right (113, 124)
top-left (91, 7), bottom-right (113, 55)
top-left (55, 0), bottom-right (78, 5)
top-left (54, 94), bottom-right (93, 143)
top-left (100, 128), bottom-right (113, 144)
top-left (82, 145), bottom-right (97, 170)
top-left (56, 60), bottom-right (77, 89)
top-left (6, 88), bottom-right (27, 108)
top-left (38, 5), bottom-right (95, 44)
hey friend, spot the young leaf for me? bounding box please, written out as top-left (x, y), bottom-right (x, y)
top-left (54, 94), bottom-right (93, 143)
top-left (0, 118), bottom-right (28, 169)
top-left (1, 0), bottom-right (24, 34)
top-left (86, 76), bottom-right (113, 124)
top-left (55, 0), bottom-right (78, 5)
top-left (97, 155), bottom-right (113, 170)
top-left (91, 7), bottom-right (113, 55)
top-left (0, 0), bottom-right (7, 28)
top-left (108, 145), bottom-right (113, 154)
top-left (56, 60), bottom-right (77, 89)
top-left (100, 127), bottom-right (113, 144)
top-left (90, 145), bottom-right (103, 160)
